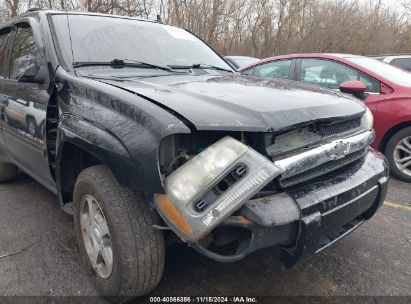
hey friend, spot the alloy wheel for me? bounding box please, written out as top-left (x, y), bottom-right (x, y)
top-left (80, 195), bottom-right (114, 279)
top-left (394, 136), bottom-right (411, 177)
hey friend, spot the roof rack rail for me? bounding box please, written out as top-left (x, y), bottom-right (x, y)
top-left (27, 7), bottom-right (43, 12)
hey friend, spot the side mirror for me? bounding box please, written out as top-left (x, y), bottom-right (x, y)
top-left (339, 80), bottom-right (367, 100)
top-left (16, 55), bottom-right (46, 84)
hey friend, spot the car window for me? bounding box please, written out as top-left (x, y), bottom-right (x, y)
top-left (231, 57), bottom-right (259, 68)
top-left (391, 58), bottom-right (411, 72)
top-left (359, 74), bottom-right (380, 93)
top-left (0, 28), bottom-right (12, 78)
top-left (253, 60), bottom-right (291, 79)
top-left (242, 67), bottom-right (255, 75)
top-left (9, 24), bottom-right (39, 80)
top-left (15, 99), bottom-right (29, 106)
top-left (300, 58), bottom-right (380, 93)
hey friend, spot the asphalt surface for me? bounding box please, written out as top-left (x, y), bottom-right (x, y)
top-left (0, 173), bottom-right (410, 301)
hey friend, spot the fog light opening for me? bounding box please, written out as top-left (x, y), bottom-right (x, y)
top-left (197, 226), bottom-right (252, 256)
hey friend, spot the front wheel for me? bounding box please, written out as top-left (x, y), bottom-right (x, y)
top-left (73, 165), bottom-right (165, 302)
top-left (385, 127), bottom-right (411, 182)
top-left (26, 117), bottom-right (37, 137)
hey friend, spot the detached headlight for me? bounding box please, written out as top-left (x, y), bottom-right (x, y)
top-left (361, 107), bottom-right (374, 131)
top-left (154, 137), bottom-right (281, 242)
top-left (164, 138), bottom-right (248, 204)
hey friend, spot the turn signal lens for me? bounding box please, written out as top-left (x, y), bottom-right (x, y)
top-left (154, 194), bottom-right (193, 235)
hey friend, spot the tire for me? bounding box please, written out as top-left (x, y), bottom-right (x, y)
top-left (73, 165), bottom-right (165, 302)
top-left (0, 163), bottom-right (18, 183)
top-left (26, 117), bottom-right (38, 137)
top-left (385, 126), bottom-right (411, 182)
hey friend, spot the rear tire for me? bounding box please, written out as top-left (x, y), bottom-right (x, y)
top-left (0, 163), bottom-right (18, 183)
top-left (26, 117), bottom-right (38, 137)
top-left (73, 165), bottom-right (165, 302)
top-left (385, 127), bottom-right (411, 182)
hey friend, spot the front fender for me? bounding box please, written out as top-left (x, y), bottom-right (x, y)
top-left (54, 67), bottom-right (191, 196)
top-left (56, 114), bottom-right (161, 196)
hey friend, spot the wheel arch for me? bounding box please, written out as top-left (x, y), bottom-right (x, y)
top-left (56, 115), bottom-right (139, 205)
top-left (57, 141), bottom-right (102, 204)
top-left (379, 120), bottom-right (411, 153)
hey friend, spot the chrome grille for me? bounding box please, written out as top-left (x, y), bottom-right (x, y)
top-left (279, 148), bottom-right (367, 188)
top-left (313, 117), bottom-right (361, 137)
top-left (272, 131), bottom-right (375, 189)
top-left (266, 117), bottom-right (363, 157)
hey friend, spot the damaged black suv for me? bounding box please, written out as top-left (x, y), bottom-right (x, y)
top-left (0, 10), bottom-right (388, 301)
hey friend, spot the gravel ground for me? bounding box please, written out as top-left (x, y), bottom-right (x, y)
top-left (0, 173), bottom-right (410, 302)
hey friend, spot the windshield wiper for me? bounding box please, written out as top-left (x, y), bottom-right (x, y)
top-left (73, 59), bottom-right (185, 73)
top-left (169, 64), bottom-right (233, 73)
top-left (192, 63), bottom-right (233, 72)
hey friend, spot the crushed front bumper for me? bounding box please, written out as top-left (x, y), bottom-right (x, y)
top-left (192, 148), bottom-right (388, 267)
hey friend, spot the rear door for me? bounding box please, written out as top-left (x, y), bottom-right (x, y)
top-left (1, 19), bottom-right (54, 189)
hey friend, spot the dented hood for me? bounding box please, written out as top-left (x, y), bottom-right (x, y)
top-left (96, 74), bottom-right (366, 132)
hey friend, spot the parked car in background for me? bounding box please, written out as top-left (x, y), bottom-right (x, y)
top-left (3, 98), bottom-right (46, 138)
top-left (241, 53), bottom-right (411, 182)
top-left (370, 54), bottom-right (411, 71)
top-left (224, 55), bottom-right (259, 69)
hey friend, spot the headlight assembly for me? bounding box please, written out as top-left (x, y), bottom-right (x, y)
top-left (154, 137), bottom-right (281, 242)
top-left (361, 107), bottom-right (374, 131)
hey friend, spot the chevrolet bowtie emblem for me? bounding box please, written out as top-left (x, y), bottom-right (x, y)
top-left (328, 141), bottom-right (350, 159)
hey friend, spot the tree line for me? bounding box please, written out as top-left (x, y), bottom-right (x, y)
top-left (1, 0), bottom-right (411, 58)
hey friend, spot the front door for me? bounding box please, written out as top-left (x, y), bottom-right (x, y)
top-left (1, 20), bottom-right (54, 189)
top-left (0, 26), bottom-right (13, 158)
top-left (297, 58), bottom-right (381, 114)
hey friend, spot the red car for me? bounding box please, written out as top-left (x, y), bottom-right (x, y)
top-left (240, 53), bottom-right (411, 182)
